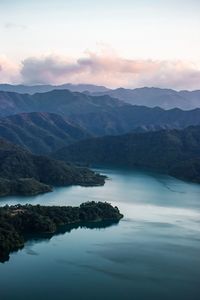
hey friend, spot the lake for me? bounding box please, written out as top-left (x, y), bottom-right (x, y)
top-left (0, 167), bottom-right (200, 300)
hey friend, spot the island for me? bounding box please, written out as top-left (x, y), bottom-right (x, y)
top-left (0, 201), bottom-right (123, 262)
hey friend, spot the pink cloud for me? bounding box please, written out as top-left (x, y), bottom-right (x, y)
top-left (0, 56), bottom-right (20, 83)
top-left (20, 53), bottom-right (200, 90)
top-left (1, 52), bottom-right (200, 90)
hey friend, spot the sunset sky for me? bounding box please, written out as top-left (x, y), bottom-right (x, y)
top-left (0, 0), bottom-right (200, 89)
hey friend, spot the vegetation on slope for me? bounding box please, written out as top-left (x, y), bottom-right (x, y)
top-left (0, 139), bottom-right (105, 196)
top-left (52, 126), bottom-right (200, 183)
top-left (0, 112), bottom-right (91, 154)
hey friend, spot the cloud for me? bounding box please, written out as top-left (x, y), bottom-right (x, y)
top-left (20, 52), bottom-right (200, 90)
top-left (21, 56), bottom-right (83, 85)
top-left (1, 51), bottom-right (200, 90)
top-left (20, 52), bottom-right (160, 87)
top-left (0, 56), bottom-right (21, 83)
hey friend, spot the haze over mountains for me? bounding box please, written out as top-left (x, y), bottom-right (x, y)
top-left (90, 87), bottom-right (200, 110)
top-left (0, 84), bottom-right (200, 110)
top-left (1, 89), bottom-right (200, 142)
top-left (0, 83), bottom-right (109, 95)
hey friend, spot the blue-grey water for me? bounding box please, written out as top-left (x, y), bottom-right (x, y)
top-left (0, 168), bottom-right (200, 300)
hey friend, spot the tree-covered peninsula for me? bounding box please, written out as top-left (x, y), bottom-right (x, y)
top-left (0, 201), bottom-right (123, 262)
top-left (0, 139), bottom-right (106, 196)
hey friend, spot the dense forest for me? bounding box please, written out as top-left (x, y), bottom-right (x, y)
top-left (0, 202), bottom-right (123, 262)
top-left (52, 126), bottom-right (200, 184)
top-left (0, 112), bottom-right (91, 154)
top-left (0, 139), bottom-right (106, 196)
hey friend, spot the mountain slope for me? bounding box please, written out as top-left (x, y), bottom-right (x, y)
top-left (52, 126), bottom-right (200, 183)
top-left (0, 112), bottom-right (91, 154)
top-left (0, 139), bottom-right (105, 196)
top-left (65, 105), bottom-right (200, 135)
top-left (0, 91), bottom-right (33, 116)
top-left (32, 89), bottom-right (124, 116)
top-left (0, 89), bottom-right (124, 118)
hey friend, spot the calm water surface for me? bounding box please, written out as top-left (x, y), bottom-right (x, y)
top-left (0, 168), bottom-right (200, 300)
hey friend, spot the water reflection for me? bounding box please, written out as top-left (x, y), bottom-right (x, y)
top-left (0, 220), bottom-right (120, 263)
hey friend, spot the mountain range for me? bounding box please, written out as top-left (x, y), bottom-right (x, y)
top-left (1, 90), bottom-right (200, 141)
top-left (90, 87), bottom-right (200, 110)
top-left (0, 87), bottom-right (200, 186)
top-left (1, 84), bottom-right (200, 110)
top-left (0, 83), bottom-right (109, 95)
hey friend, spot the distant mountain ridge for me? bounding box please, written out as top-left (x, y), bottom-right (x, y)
top-left (0, 83), bottom-right (110, 95)
top-left (89, 87), bottom-right (200, 110)
top-left (1, 84), bottom-right (200, 110)
top-left (52, 126), bottom-right (200, 184)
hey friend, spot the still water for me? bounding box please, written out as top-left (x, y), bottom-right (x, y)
top-left (0, 168), bottom-right (200, 300)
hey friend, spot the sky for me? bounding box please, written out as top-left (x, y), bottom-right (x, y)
top-left (0, 0), bottom-right (200, 89)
